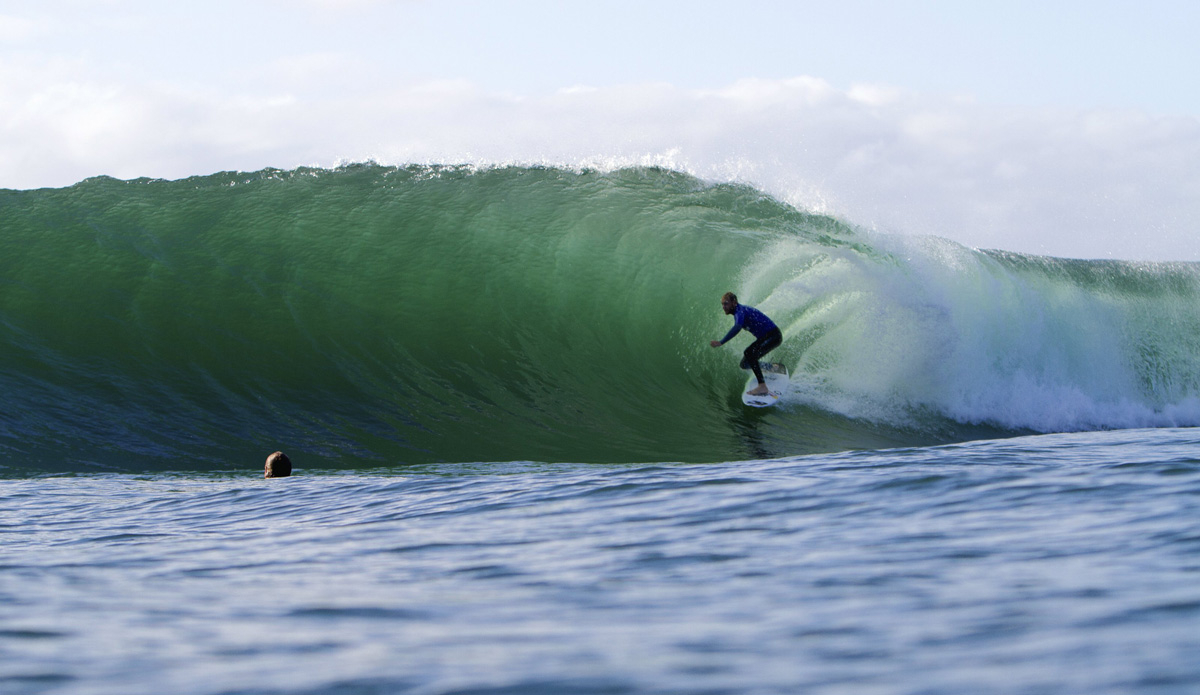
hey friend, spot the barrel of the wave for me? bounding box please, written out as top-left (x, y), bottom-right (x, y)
top-left (4, 164), bottom-right (848, 470)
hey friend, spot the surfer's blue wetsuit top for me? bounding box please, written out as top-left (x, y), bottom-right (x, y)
top-left (719, 304), bottom-right (778, 345)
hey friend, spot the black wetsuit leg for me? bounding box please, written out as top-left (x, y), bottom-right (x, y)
top-left (740, 328), bottom-right (783, 384)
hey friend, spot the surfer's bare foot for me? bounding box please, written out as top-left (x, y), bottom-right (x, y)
top-left (747, 384), bottom-right (769, 396)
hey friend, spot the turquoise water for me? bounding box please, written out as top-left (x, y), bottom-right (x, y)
top-left (3, 165), bottom-right (1199, 472)
top-left (3, 165), bottom-right (1200, 693)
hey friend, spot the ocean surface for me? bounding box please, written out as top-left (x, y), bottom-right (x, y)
top-left (2, 165), bottom-right (1200, 694)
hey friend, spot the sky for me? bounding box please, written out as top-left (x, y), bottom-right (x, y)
top-left (2, 0), bottom-right (1199, 261)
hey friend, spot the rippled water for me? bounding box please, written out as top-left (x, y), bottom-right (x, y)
top-left (3, 428), bottom-right (1200, 694)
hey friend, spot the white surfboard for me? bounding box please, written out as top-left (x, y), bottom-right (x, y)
top-left (742, 362), bottom-right (789, 408)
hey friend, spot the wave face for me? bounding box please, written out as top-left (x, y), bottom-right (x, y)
top-left (3, 165), bottom-right (1199, 472)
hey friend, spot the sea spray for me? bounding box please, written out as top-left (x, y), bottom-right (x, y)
top-left (754, 233), bottom-right (1200, 431)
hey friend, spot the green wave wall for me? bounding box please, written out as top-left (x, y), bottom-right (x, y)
top-left (2, 165), bottom-right (1199, 472)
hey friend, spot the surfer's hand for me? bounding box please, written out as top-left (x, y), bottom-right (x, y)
top-left (710, 340), bottom-right (721, 348)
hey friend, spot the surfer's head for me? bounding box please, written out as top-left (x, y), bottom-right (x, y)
top-left (264, 451), bottom-right (292, 478)
top-left (721, 292), bottom-right (738, 315)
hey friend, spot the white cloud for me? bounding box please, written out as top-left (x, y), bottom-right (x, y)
top-left (0, 13), bottom-right (47, 42)
top-left (1, 65), bottom-right (1198, 262)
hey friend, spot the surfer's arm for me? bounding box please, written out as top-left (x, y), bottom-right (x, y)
top-left (716, 324), bottom-right (742, 346)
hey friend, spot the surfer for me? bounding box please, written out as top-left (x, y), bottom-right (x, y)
top-left (710, 292), bottom-right (783, 396)
top-left (264, 451), bottom-right (292, 478)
